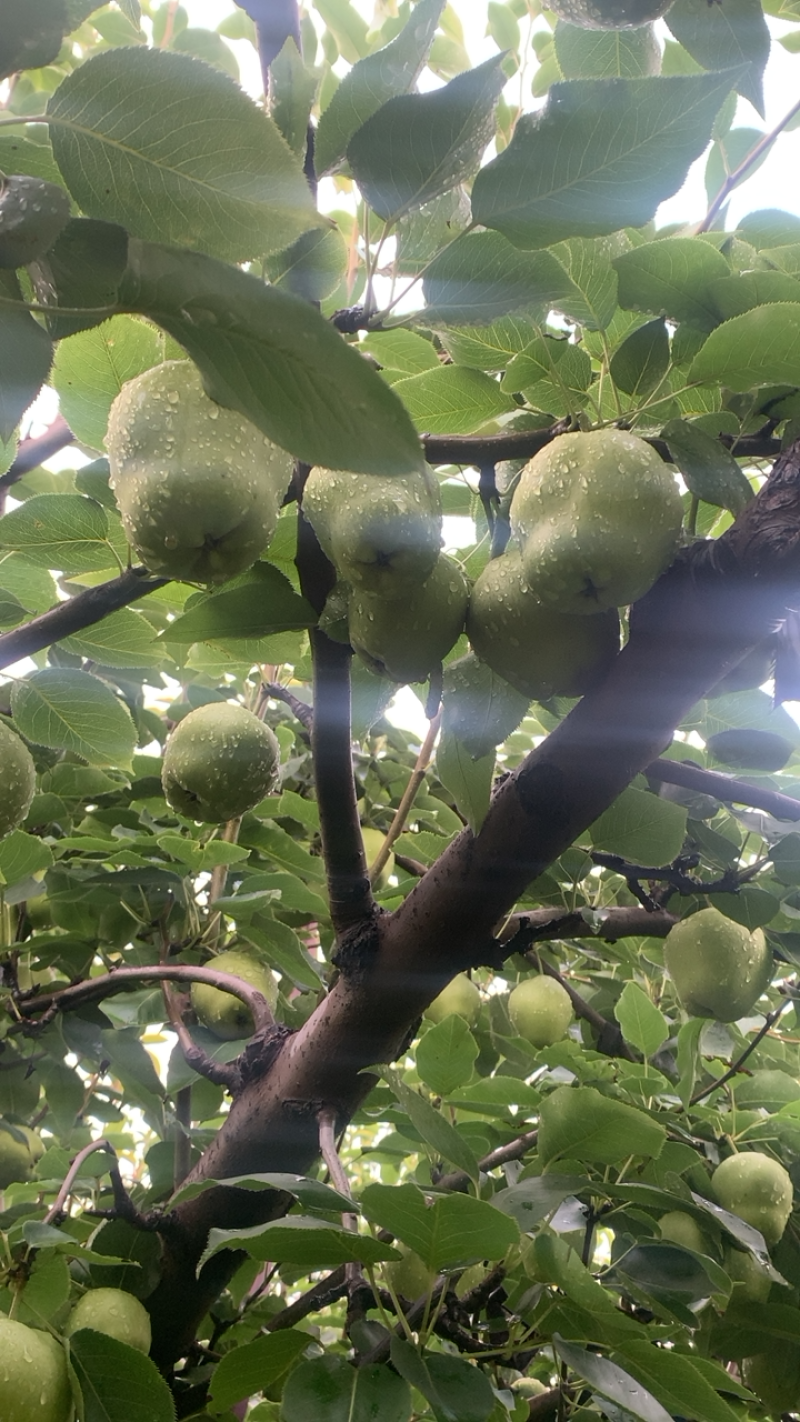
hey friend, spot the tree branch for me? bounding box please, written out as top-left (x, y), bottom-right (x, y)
top-left (0, 567), bottom-right (168, 671)
top-left (699, 96), bottom-right (800, 234)
top-left (0, 415), bottom-right (74, 505)
top-left (689, 996), bottom-right (794, 1105)
top-left (310, 628), bottom-right (374, 935)
top-left (647, 757), bottom-right (800, 822)
top-left (368, 711), bottom-right (440, 885)
top-left (421, 427), bottom-right (782, 470)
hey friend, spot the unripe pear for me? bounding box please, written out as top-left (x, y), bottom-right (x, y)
top-left (549, 0), bottom-right (673, 27)
top-left (386, 1245), bottom-right (436, 1300)
top-left (424, 973), bottom-right (481, 1026)
top-left (664, 906), bottom-right (772, 1022)
top-left (191, 949), bottom-right (277, 1040)
top-left (508, 976), bottom-right (573, 1047)
top-left (303, 464), bottom-right (442, 596)
top-left (0, 175), bottom-right (71, 268)
top-left (744, 1345), bottom-right (800, 1416)
top-left (0, 722), bottom-right (36, 840)
top-left (0, 1317), bottom-right (71, 1422)
top-left (467, 551), bottom-right (619, 699)
top-left (0, 1121), bottom-right (41, 1188)
top-left (658, 1211), bottom-right (707, 1253)
top-left (349, 553), bottom-right (468, 683)
top-left (108, 361), bottom-right (293, 583)
top-left (66, 1286), bottom-right (152, 1353)
top-left (162, 702), bottom-right (280, 823)
top-left (712, 1151), bottom-right (793, 1246)
top-left (723, 1245), bottom-right (771, 1303)
top-left (510, 430), bottom-right (682, 614)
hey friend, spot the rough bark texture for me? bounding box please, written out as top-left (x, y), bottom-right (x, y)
top-left (147, 442), bottom-right (800, 1367)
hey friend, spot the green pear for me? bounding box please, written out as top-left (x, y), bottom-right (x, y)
top-left (664, 907), bottom-right (772, 1022)
top-left (723, 1245), bottom-right (771, 1302)
top-left (349, 554), bottom-right (468, 683)
top-left (508, 976), bottom-right (573, 1048)
top-left (467, 551), bottom-right (619, 699)
top-left (0, 722), bottom-right (36, 840)
top-left (510, 429), bottom-right (682, 614)
top-left (424, 973), bottom-right (481, 1026)
top-left (0, 1317), bottom-right (71, 1422)
top-left (658, 1211), bottom-right (707, 1253)
top-left (191, 949), bottom-right (278, 1040)
top-left (386, 1245), bottom-right (436, 1300)
top-left (66, 1287), bottom-right (152, 1353)
top-left (302, 464), bottom-right (442, 596)
top-left (0, 175), bottom-right (71, 268)
top-left (108, 361), bottom-right (293, 583)
top-left (0, 1121), bottom-right (41, 1188)
top-left (162, 702), bottom-right (280, 823)
top-left (712, 1151), bottom-right (793, 1246)
top-left (549, 0), bottom-right (673, 26)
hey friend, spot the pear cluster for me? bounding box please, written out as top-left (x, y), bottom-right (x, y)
top-left (304, 429), bottom-right (681, 694)
top-left (108, 361), bottom-right (294, 583)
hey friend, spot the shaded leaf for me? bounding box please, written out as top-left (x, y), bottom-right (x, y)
top-left (661, 418), bottom-right (753, 514)
top-left (665, 0), bottom-right (770, 115)
top-left (161, 564), bottom-right (316, 644)
top-left (68, 1330), bottom-right (175, 1422)
top-left (538, 1084), bottom-right (666, 1165)
top-left (690, 303), bottom-right (800, 391)
top-left (282, 1356), bottom-right (411, 1422)
top-left (10, 668), bottom-right (137, 766)
top-left (436, 730), bottom-right (493, 834)
top-left (613, 238), bottom-right (730, 330)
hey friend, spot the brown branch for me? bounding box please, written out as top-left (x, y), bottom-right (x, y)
top-left (368, 711), bottom-right (441, 885)
top-left (699, 96), bottom-right (800, 233)
top-left (266, 1265), bottom-right (348, 1332)
top-left (311, 629), bottom-right (374, 935)
top-left (0, 567), bottom-right (168, 671)
top-left (436, 1128), bottom-right (540, 1195)
top-left (647, 757), bottom-right (800, 822)
top-left (689, 996), bottom-right (794, 1105)
top-left (501, 904), bottom-right (677, 947)
top-left (421, 427), bottom-right (782, 470)
top-left (0, 415), bottom-right (73, 500)
top-left (263, 680), bottom-right (313, 732)
top-left (44, 1138), bottom-right (116, 1224)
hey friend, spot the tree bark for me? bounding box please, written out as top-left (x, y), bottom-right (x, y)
top-left (146, 441), bottom-right (800, 1366)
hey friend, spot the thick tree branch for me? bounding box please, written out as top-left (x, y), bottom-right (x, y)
top-left (0, 567), bottom-right (167, 671)
top-left (0, 415), bottom-right (74, 504)
top-left (422, 428), bottom-right (782, 470)
top-left (647, 757), bottom-right (800, 822)
top-left (310, 628), bottom-right (374, 934)
top-left (144, 441), bottom-right (800, 1366)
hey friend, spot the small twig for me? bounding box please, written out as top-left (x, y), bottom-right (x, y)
top-left (266, 1265), bottom-right (348, 1331)
top-left (44, 1139), bottom-right (117, 1224)
top-left (647, 757), bottom-right (800, 823)
top-left (689, 997), bottom-right (794, 1105)
top-left (369, 711), bottom-right (441, 885)
top-left (590, 850), bottom-right (742, 898)
top-left (394, 853), bottom-right (428, 878)
top-left (699, 96), bottom-right (800, 233)
top-left (0, 567), bottom-right (168, 671)
top-left (435, 1128), bottom-right (539, 1194)
top-left (263, 680), bottom-right (313, 733)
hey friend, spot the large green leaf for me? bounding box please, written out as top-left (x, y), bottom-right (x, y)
top-left (282, 1357), bottom-right (411, 1422)
top-left (348, 54), bottom-right (506, 222)
top-left (0, 271), bottom-right (53, 444)
top-left (380, 1065), bottom-right (481, 1180)
top-left (10, 668), bottom-right (137, 766)
top-left (613, 1340), bottom-right (742, 1422)
top-left (555, 1338), bottom-right (673, 1422)
top-left (51, 315), bottom-right (163, 452)
top-left (665, 0), bottom-right (770, 115)
top-left (48, 48), bottom-right (320, 263)
top-left (209, 1331), bottom-right (310, 1412)
top-left (661, 418), bottom-right (753, 515)
top-left (392, 365), bottom-right (517, 433)
top-left (68, 1330), bottom-right (175, 1422)
top-left (690, 303), bottom-right (800, 390)
top-left (161, 564), bottom-right (316, 644)
top-left (538, 1085), bottom-right (666, 1165)
top-left (587, 786), bottom-right (688, 864)
top-left (554, 21), bottom-right (661, 79)
top-left (121, 241), bottom-right (423, 475)
top-left (316, 0), bottom-right (444, 175)
top-left (0, 494), bottom-right (121, 574)
top-left (422, 230), bottom-right (566, 325)
top-left (613, 238), bottom-right (731, 329)
top-left (360, 1181), bottom-right (518, 1270)
top-left (436, 731), bottom-right (493, 834)
top-left (59, 607), bottom-right (160, 668)
top-left (471, 71), bottom-right (742, 249)
top-left (201, 1217), bottom-right (398, 1270)
top-left (614, 982), bottom-right (668, 1058)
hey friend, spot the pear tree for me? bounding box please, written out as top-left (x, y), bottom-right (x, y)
top-left (3, 2), bottom-right (800, 1420)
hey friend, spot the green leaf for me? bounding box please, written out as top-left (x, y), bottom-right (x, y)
top-left (10, 668), bottom-right (137, 766)
top-left (315, 0), bottom-right (371, 63)
top-left (436, 731), bottom-right (493, 834)
top-left (59, 607), bottom-right (161, 669)
top-left (609, 318), bottom-right (670, 399)
top-left (538, 1085), bottom-right (666, 1165)
top-left (170, 1172), bottom-right (353, 1214)
top-left (316, 0), bottom-right (444, 175)
top-left (614, 982), bottom-right (668, 1058)
top-left (661, 418), bottom-right (753, 515)
top-left (51, 316), bottom-right (163, 452)
top-left (68, 1329), bottom-right (176, 1422)
top-left (588, 786), bottom-right (688, 865)
top-left (379, 1066), bottom-right (480, 1182)
top-left (423, 1354), bottom-right (496, 1422)
top-left (504, 331), bottom-right (592, 394)
top-left (442, 655), bottom-right (530, 759)
top-left (665, 0), bottom-right (770, 115)
top-left (613, 1340), bottom-right (742, 1422)
top-left (270, 39), bottom-right (319, 159)
top-left (201, 1217), bottom-right (398, 1270)
top-left (348, 54), bottom-right (506, 222)
top-left (122, 240), bottom-right (423, 476)
top-left (0, 494), bottom-right (120, 574)
top-left (707, 269), bottom-right (800, 322)
top-left (209, 1330), bottom-right (310, 1412)
top-left (438, 316), bottom-right (538, 370)
top-left (613, 238), bottom-right (731, 330)
top-left (554, 1338), bottom-right (673, 1422)
top-left (422, 230), bottom-right (566, 325)
top-left (548, 236), bottom-right (621, 330)
top-left (393, 365), bottom-right (517, 434)
top-left (360, 1181), bottom-right (518, 1270)
top-left (0, 0), bottom-right (66, 79)
top-left (416, 1014), bottom-right (479, 1096)
top-left (361, 328), bottom-right (440, 376)
top-left (48, 48), bottom-right (320, 263)
top-left (690, 303), bottom-right (800, 391)
top-left (554, 22), bottom-right (661, 79)
top-left (282, 1356), bottom-right (411, 1422)
top-left (161, 564), bottom-right (316, 644)
top-left (472, 71), bottom-right (741, 249)
top-left (0, 829), bottom-right (53, 887)
top-left (0, 272), bottom-right (53, 443)
top-left (32, 217), bottom-right (130, 340)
